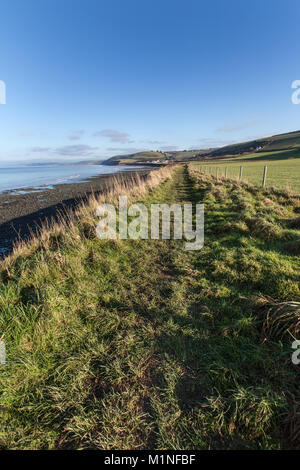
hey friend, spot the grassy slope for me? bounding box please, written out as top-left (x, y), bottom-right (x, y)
top-left (102, 130), bottom-right (300, 167)
top-left (204, 130), bottom-right (300, 158)
top-left (104, 151), bottom-right (168, 165)
top-left (0, 166), bottom-right (300, 450)
top-left (262, 131), bottom-right (300, 151)
top-left (221, 148), bottom-right (300, 162)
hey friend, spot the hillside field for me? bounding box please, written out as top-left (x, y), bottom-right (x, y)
top-left (192, 155), bottom-right (300, 193)
top-left (102, 130), bottom-right (300, 168)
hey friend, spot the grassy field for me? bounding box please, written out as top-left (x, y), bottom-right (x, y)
top-left (192, 156), bottom-right (300, 193)
top-left (0, 165), bottom-right (300, 449)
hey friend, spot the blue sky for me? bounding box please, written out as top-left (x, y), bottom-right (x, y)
top-left (0, 0), bottom-right (299, 162)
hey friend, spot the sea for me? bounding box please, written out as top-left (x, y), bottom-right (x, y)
top-left (0, 162), bottom-right (140, 193)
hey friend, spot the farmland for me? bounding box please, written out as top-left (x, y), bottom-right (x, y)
top-left (192, 153), bottom-right (300, 193)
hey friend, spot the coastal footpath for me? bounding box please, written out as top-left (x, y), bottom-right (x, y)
top-left (0, 165), bottom-right (300, 449)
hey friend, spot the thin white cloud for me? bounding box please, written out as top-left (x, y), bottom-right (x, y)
top-left (106, 147), bottom-right (146, 154)
top-left (217, 119), bottom-right (261, 133)
top-left (31, 144), bottom-right (99, 157)
top-left (31, 146), bottom-right (52, 152)
top-left (140, 140), bottom-right (165, 145)
top-left (68, 130), bottom-right (85, 141)
top-left (194, 138), bottom-right (238, 149)
top-left (20, 130), bottom-right (32, 136)
top-left (159, 145), bottom-right (178, 152)
top-left (94, 129), bottom-right (131, 143)
top-left (55, 144), bottom-right (98, 156)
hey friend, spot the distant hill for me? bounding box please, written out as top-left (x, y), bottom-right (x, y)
top-left (101, 130), bottom-right (300, 166)
top-left (102, 149), bottom-right (214, 166)
top-left (195, 130), bottom-right (300, 159)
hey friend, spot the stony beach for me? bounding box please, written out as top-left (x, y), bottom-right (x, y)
top-left (0, 169), bottom-right (150, 257)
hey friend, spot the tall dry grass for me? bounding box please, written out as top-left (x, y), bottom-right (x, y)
top-left (2, 165), bottom-right (178, 267)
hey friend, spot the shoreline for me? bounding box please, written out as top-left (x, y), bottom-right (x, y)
top-left (0, 167), bottom-right (152, 257)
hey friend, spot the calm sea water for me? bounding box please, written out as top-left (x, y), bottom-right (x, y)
top-left (0, 163), bottom-right (140, 193)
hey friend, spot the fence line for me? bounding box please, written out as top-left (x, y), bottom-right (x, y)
top-left (196, 164), bottom-right (269, 188)
top-left (262, 166), bottom-right (267, 187)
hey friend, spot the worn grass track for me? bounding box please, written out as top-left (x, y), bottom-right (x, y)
top-left (0, 166), bottom-right (300, 449)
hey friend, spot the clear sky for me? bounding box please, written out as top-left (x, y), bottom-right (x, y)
top-left (0, 0), bottom-right (300, 162)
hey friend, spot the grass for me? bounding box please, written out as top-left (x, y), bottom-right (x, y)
top-left (0, 165), bottom-right (300, 449)
top-left (233, 148), bottom-right (300, 162)
top-left (192, 157), bottom-right (300, 193)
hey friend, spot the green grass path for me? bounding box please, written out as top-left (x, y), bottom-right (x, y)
top-left (0, 166), bottom-right (300, 449)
